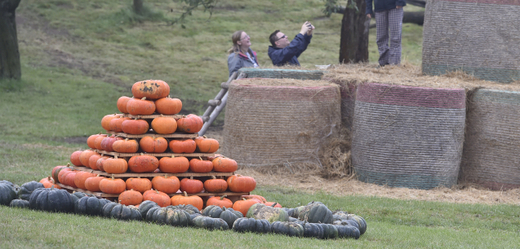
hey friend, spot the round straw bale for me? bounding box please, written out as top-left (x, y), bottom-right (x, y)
top-left (351, 82), bottom-right (466, 189)
top-left (222, 78), bottom-right (341, 168)
top-left (460, 89), bottom-right (520, 190)
top-left (422, 0), bottom-right (520, 83)
top-left (325, 77), bottom-right (359, 131)
top-left (238, 68), bottom-right (324, 80)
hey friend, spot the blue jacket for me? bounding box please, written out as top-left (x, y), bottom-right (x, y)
top-left (268, 33), bottom-right (312, 66)
top-left (366, 0), bottom-right (406, 15)
top-left (227, 49), bottom-right (258, 77)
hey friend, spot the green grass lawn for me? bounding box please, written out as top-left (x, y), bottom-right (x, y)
top-left (3, 1), bottom-right (516, 248)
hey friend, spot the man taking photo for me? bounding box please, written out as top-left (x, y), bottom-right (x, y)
top-left (268, 21), bottom-right (315, 66)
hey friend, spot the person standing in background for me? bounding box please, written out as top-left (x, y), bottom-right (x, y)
top-left (227, 31), bottom-right (259, 77)
top-left (366, 0), bottom-right (406, 66)
top-left (268, 21), bottom-right (314, 67)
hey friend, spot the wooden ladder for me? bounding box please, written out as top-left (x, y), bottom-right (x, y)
top-left (198, 71), bottom-right (246, 136)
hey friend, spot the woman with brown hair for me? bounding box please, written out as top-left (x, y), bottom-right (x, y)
top-left (227, 31), bottom-right (259, 77)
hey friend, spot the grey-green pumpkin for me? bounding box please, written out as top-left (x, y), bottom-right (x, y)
top-left (29, 187), bottom-right (74, 213)
top-left (75, 196), bottom-right (111, 216)
top-left (271, 221), bottom-right (304, 237)
top-left (0, 182), bottom-right (17, 206)
top-left (233, 217), bottom-right (271, 234)
top-left (102, 202), bottom-right (142, 221)
top-left (298, 201), bottom-right (333, 224)
top-left (10, 199), bottom-right (30, 209)
top-left (246, 203), bottom-right (289, 223)
top-left (191, 215), bottom-right (229, 230)
top-left (18, 181), bottom-right (45, 201)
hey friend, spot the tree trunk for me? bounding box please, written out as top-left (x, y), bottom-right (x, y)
top-left (339, 0), bottom-right (368, 64)
top-left (0, 0), bottom-right (21, 80)
top-left (133, 0), bottom-right (143, 15)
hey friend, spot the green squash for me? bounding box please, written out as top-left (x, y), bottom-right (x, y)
top-left (335, 224), bottom-right (360, 239)
top-left (271, 221), bottom-right (304, 237)
top-left (147, 206), bottom-right (192, 227)
top-left (18, 181), bottom-right (44, 201)
top-left (138, 200), bottom-right (160, 220)
top-left (145, 206), bottom-right (162, 222)
top-left (202, 205), bottom-right (224, 218)
top-left (303, 222), bottom-right (324, 239)
top-left (0, 182), bottom-right (17, 206)
top-left (246, 203), bottom-right (289, 223)
top-left (298, 202), bottom-right (333, 224)
top-left (318, 223), bottom-right (338, 239)
top-left (10, 199), bottom-right (30, 209)
top-left (102, 202), bottom-right (142, 221)
top-left (75, 196), bottom-right (111, 216)
top-left (346, 214), bottom-right (367, 235)
top-left (332, 210), bottom-right (349, 221)
top-left (232, 217), bottom-right (271, 234)
top-left (191, 215), bottom-right (229, 230)
top-left (171, 204), bottom-right (200, 214)
top-left (219, 207), bottom-right (243, 229)
top-left (29, 187), bottom-right (74, 213)
top-left (283, 206), bottom-right (305, 218)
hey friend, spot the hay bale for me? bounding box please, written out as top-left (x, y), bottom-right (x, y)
top-left (351, 82), bottom-right (466, 189)
top-left (222, 78), bottom-right (342, 169)
top-left (422, 0), bottom-right (520, 83)
top-left (326, 78), bottom-right (358, 131)
top-left (238, 68), bottom-right (324, 80)
top-left (460, 89), bottom-right (520, 190)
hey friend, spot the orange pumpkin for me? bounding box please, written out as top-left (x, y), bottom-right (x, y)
top-left (151, 175), bottom-right (180, 194)
top-left (189, 157), bottom-right (213, 173)
top-left (79, 150), bottom-right (99, 168)
top-left (101, 114), bottom-right (121, 131)
top-left (57, 167), bottom-right (72, 184)
top-left (108, 116), bottom-right (131, 132)
top-left (139, 136), bottom-right (168, 153)
top-left (52, 165), bottom-right (70, 183)
top-left (171, 191), bottom-right (203, 211)
top-left (121, 119), bottom-right (149, 135)
top-left (39, 176), bottom-right (61, 189)
top-left (194, 136), bottom-right (219, 153)
top-left (180, 177), bottom-right (203, 194)
top-left (125, 177), bottom-right (152, 193)
top-left (143, 189), bottom-right (171, 207)
top-left (132, 80), bottom-right (170, 100)
top-left (176, 114), bottom-right (203, 133)
top-left (103, 156), bottom-right (128, 174)
top-left (240, 194), bottom-right (267, 203)
top-left (100, 136), bottom-right (123, 152)
top-left (233, 198), bottom-right (262, 216)
top-left (87, 134), bottom-right (104, 149)
top-left (128, 154), bottom-right (159, 173)
top-left (118, 189), bottom-right (143, 206)
top-left (95, 156), bottom-right (110, 172)
top-left (61, 170), bottom-right (77, 188)
top-left (203, 176), bottom-right (228, 193)
top-left (126, 97), bottom-right (156, 115)
top-left (206, 195), bottom-right (233, 208)
top-left (117, 96), bottom-right (132, 113)
top-left (88, 153), bottom-right (103, 170)
top-left (212, 157), bottom-right (238, 173)
top-left (227, 175), bottom-right (256, 193)
top-left (158, 156), bottom-right (189, 173)
top-left (265, 202), bottom-right (283, 208)
top-left (169, 139), bottom-right (196, 153)
top-left (85, 175), bottom-right (105, 192)
top-left (112, 138), bottom-right (139, 153)
top-left (99, 176), bottom-right (126, 194)
top-left (94, 134), bottom-right (108, 150)
top-left (155, 97), bottom-right (182, 115)
top-left (151, 115), bottom-right (177, 134)
top-left (74, 171), bottom-right (97, 190)
top-left (70, 150), bottom-right (83, 166)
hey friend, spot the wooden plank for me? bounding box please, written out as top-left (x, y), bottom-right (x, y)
top-left (107, 132), bottom-right (198, 139)
top-left (57, 183), bottom-right (248, 198)
top-left (122, 114), bottom-right (183, 119)
top-left (95, 150), bottom-right (214, 158)
top-left (71, 165), bottom-right (233, 178)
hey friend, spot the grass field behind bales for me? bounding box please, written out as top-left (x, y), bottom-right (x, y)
top-left (2, 1), bottom-right (518, 248)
